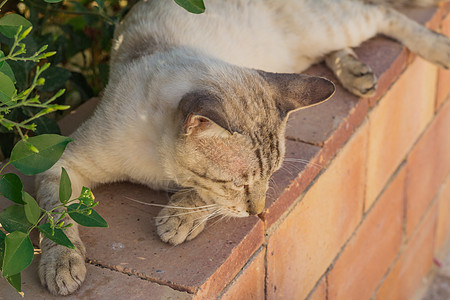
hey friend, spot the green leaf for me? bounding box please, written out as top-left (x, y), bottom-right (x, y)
top-left (6, 273), bottom-right (22, 294)
top-left (0, 62), bottom-right (16, 83)
top-left (2, 231), bottom-right (34, 276)
top-left (59, 167), bottom-right (71, 203)
top-left (40, 66), bottom-right (71, 92)
top-left (0, 14), bottom-right (32, 38)
top-left (34, 116), bottom-right (61, 135)
top-left (37, 223), bottom-right (75, 249)
top-left (0, 71), bottom-right (16, 105)
top-left (0, 231), bottom-right (5, 270)
top-left (0, 205), bottom-right (32, 233)
top-left (22, 191), bottom-right (41, 224)
top-left (44, 0), bottom-right (64, 2)
top-left (0, 50), bottom-right (4, 68)
top-left (0, 173), bottom-right (25, 204)
top-left (79, 186), bottom-right (94, 206)
top-left (174, 0), bottom-right (205, 14)
top-left (67, 204), bottom-right (108, 228)
top-left (10, 134), bottom-right (72, 175)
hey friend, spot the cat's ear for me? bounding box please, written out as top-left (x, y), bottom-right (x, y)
top-left (178, 91), bottom-right (232, 138)
top-left (258, 71), bottom-right (335, 118)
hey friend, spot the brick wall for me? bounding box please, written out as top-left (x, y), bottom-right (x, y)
top-left (1, 5), bottom-right (449, 300)
top-left (219, 6), bottom-right (450, 300)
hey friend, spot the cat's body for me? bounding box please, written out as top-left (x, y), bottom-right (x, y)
top-left (35, 0), bottom-right (450, 295)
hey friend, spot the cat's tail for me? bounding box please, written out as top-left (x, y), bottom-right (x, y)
top-left (362, 0), bottom-right (446, 7)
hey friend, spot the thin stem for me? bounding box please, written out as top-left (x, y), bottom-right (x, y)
top-left (15, 125), bottom-right (26, 140)
top-left (0, 0), bottom-right (8, 11)
top-left (0, 160), bottom-right (11, 174)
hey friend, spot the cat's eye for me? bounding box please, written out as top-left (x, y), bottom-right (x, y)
top-left (232, 183), bottom-right (248, 191)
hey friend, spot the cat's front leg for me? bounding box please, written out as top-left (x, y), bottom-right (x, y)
top-left (155, 190), bottom-right (217, 245)
top-left (36, 163), bottom-right (91, 295)
top-left (38, 223), bottom-right (86, 295)
top-left (325, 48), bottom-right (378, 97)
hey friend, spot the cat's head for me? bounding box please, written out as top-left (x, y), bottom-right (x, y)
top-left (170, 66), bottom-right (334, 217)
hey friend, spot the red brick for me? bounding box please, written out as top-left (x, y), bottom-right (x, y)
top-left (264, 140), bottom-right (322, 229)
top-left (266, 123), bottom-right (367, 300)
top-left (437, 12), bottom-right (450, 110)
top-left (366, 57), bottom-right (437, 209)
top-left (328, 167), bottom-right (405, 300)
top-left (405, 100), bottom-right (450, 238)
top-left (308, 277), bottom-right (327, 300)
top-left (77, 182), bottom-right (264, 299)
top-left (436, 176), bottom-right (450, 253)
top-left (375, 202), bottom-right (438, 300)
top-left (0, 258), bottom-right (194, 300)
top-left (219, 248), bottom-right (265, 300)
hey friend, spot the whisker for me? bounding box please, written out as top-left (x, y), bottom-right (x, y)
top-left (283, 158), bottom-right (322, 169)
top-left (123, 196), bottom-right (216, 210)
top-left (188, 208), bottom-right (221, 236)
top-left (154, 206), bottom-right (217, 218)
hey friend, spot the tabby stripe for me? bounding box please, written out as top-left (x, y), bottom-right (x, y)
top-left (191, 179), bottom-right (215, 193)
top-left (187, 167), bottom-right (231, 184)
top-left (259, 93), bottom-right (272, 118)
top-left (264, 147), bottom-right (273, 177)
top-left (255, 148), bottom-right (264, 177)
top-left (244, 185), bottom-right (250, 197)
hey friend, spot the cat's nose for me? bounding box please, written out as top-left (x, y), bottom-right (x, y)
top-left (247, 198), bottom-right (265, 215)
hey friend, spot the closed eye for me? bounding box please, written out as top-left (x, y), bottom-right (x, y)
top-left (232, 183), bottom-right (249, 191)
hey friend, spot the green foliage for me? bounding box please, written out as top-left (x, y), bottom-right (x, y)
top-left (1, 231), bottom-right (34, 277)
top-left (0, 0), bottom-right (205, 295)
top-left (0, 168), bottom-right (108, 295)
top-left (5, 273), bottom-right (21, 294)
top-left (68, 203), bottom-right (107, 228)
top-left (0, 173), bottom-right (24, 204)
top-left (0, 14), bottom-right (32, 38)
top-left (0, 4), bottom-right (109, 294)
top-left (174, 0), bottom-right (205, 14)
top-left (10, 134), bottom-right (72, 175)
top-left (22, 191), bottom-right (40, 224)
top-left (37, 223), bottom-right (74, 249)
top-left (59, 167), bottom-right (71, 203)
top-left (0, 205), bottom-right (32, 233)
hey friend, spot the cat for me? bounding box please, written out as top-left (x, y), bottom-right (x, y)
top-left (35, 0), bottom-right (450, 295)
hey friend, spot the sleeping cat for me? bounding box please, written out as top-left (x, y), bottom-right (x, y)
top-left (35, 0), bottom-right (450, 295)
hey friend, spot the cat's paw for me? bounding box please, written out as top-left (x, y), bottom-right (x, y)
top-left (156, 206), bottom-right (209, 245)
top-left (337, 56), bottom-right (378, 97)
top-left (155, 190), bottom-right (213, 245)
top-left (39, 244), bottom-right (86, 295)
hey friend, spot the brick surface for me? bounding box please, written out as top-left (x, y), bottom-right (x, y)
top-left (405, 100), bottom-right (450, 238)
top-left (366, 57), bottom-right (437, 209)
top-left (436, 176), bottom-right (450, 253)
top-left (357, 36), bottom-right (410, 108)
top-left (263, 140), bottom-right (322, 229)
top-left (0, 169), bottom-right (264, 299)
top-left (366, 5), bottom-right (442, 107)
top-left (375, 202), bottom-right (438, 300)
top-left (286, 64), bottom-right (362, 146)
top-left (0, 258), bottom-right (193, 300)
top-left (437, 12), bottom-right (450, 110)
top-left (328, 166), bottom-right (405, 300)
top-left (266, 123), bottom-right (367, 300)
top-left (308, 277), bottom-right (327, 300)
top-left (80, 183), bottom-right (264, 299)
top-left (219, 247), bottom-right (265, 300)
